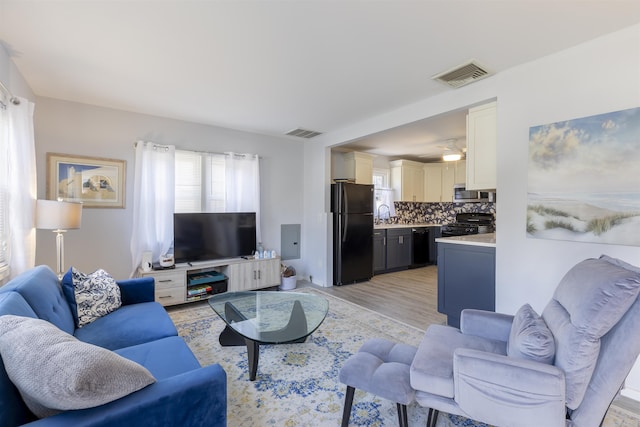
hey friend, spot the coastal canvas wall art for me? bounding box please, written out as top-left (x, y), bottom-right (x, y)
top-left (527, 107), bottom-right (640, 246)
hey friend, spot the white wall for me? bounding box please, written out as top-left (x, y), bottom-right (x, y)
top-left (304, 23), bottom-right (640, 390)
top-left (33, 97), bottom-right (305, 279)
top-left (0, 43), bottom-right (34, 101)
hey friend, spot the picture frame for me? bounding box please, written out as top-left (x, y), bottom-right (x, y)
top-left (46, 153), bottom-right (126, 208)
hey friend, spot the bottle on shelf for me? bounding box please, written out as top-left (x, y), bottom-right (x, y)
top-left (256, 242), bottom-right (264, 259)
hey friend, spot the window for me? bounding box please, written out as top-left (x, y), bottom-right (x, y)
top-left (175, 150), bottom-right (226, 213)
top-left (373, 168), bottom-right (388, 189)
top-left (0, 108), bottom-right (8, 280)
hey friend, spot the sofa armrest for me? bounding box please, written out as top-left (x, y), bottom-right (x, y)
top-left (460, 309), bottom-right (513, 342)
top-left (453, 348), bottom-right (565, 427)
top-left (23, 363), bottom-right (227, 427)
top-left (117, 277), bottom-right (155, 305)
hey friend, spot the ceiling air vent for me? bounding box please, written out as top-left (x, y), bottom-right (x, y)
top-left (286, 128), bottom-right (323, 139)
top-left (432, 60), bottom-right (492, 89)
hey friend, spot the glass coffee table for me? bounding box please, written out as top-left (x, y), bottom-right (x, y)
top-left (208, 291), bottom-right (329, 381)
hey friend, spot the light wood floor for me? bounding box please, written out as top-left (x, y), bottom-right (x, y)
top-left (309, 266), bottom-right (446, 330)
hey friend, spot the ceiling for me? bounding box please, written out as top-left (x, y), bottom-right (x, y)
top-left (1, 1), bottom-right (639, 160)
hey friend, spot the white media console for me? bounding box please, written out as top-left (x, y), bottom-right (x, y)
top-left (138, 257), bottom-right (281, 306)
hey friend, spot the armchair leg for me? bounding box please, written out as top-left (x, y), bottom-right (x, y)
top-left (341, 386), bottom-right (355, 427)
top-left (397, 403), bottom-right (408, 427)
top-left (426, 408), bottom-right (439, 427)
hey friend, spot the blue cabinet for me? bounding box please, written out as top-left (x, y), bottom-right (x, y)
top-left (437, 242), bottom-right (495, 328)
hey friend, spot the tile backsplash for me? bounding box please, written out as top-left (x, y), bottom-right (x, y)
top-left (390, 201), bottom-right (496, 225)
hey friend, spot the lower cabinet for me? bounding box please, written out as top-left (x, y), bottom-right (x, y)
top-left (437, 242), bottom-right (495, 327)
top-left (227, 259), bottom-right (280, 291)
top-left (374, 228), bottom-right (413, 274)
top-left (373, 229), bottom-right (387, 273)
top-left (140, 257), bottom-right (281, 306)
top-left (386, 228), bottom-right (412, 270)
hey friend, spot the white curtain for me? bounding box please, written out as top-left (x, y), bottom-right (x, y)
top-left (0, 97), bottom-right (36, 279)
top-left (224, 153), bottom-right (261, 242)
top-left (129, 141), bottom-right (175, 276)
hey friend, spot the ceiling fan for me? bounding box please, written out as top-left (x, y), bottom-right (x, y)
top-left (441, 139), bottom-right (464, 162)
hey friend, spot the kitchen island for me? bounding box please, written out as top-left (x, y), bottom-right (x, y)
top-left (435, 233), bottom-right (495, 327)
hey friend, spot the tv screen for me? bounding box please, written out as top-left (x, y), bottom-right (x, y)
top-left (173, 212), bottom-right (257, 263)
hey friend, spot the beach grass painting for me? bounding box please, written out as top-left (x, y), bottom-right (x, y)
top-left (527, 107), bottom-right (640, 246)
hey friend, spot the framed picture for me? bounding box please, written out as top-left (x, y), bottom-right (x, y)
top-left (47, 153), bottom-right (126, 208)
top-left (527, 106), bottom-right (640, 246)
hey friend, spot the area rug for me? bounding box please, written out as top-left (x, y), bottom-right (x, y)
top-left (168, 288), bottom-right (493, 427)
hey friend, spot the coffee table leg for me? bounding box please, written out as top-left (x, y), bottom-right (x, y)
top-left (246, 338), bottom-right (260, 381)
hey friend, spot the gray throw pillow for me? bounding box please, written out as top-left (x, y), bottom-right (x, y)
top-left (507, 304), bottom-right (555, 364)
top-left (0, 315), bottom-right (155, 418)
top-left (71, 268), bottom-right (122, 327)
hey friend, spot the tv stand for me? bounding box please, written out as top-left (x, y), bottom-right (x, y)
top-left (138, 257), bottom-right (280, 306)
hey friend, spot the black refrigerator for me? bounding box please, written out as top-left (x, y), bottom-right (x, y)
top-left (331, 182), bottom-right (374, 286)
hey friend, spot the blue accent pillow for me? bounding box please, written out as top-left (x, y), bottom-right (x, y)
top-left (61, 268), bottom-right (79, 326)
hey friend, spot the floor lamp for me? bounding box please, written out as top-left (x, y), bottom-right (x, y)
top-left (36, 199), bottom-right (83, 279)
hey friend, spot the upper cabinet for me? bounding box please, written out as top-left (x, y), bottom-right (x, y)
top-left (466, 101), bottom-right (497, 190)
top-left (390, 159), bottom-right (425, 202)
top-left (424, 161), bottom-right (466, 202)
top-left (342, 152), bottom-right (374, 185)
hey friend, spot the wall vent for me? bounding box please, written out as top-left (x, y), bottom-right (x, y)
top-left (432, 60), bottom-right (492, 89)
top-left (286, 128), bottom-right (323, 139)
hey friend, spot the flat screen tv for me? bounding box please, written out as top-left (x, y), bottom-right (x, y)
top-left (173, 212), bottom-right (257, 263)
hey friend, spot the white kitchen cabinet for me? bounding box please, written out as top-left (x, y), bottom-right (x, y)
top-left (423, 163), bottom-right (443, 202)
top-left (390, 159), bottom-right (425, 202)
top-left (343, 152), bottom-right (374, 185)
top-left (466, 101), bottom-right (497, 190)
top-left (423, 161), bottom-right (466, 202)
top-left (441, 160), bottom-right (466, 202)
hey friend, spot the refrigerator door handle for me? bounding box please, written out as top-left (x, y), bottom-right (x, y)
top-left (343, 185), bottom-right (349, 215)
top-left (342, 214), bottom-right (348, 242)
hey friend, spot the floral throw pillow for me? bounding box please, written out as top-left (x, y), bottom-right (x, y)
top-left (71, 268), bottom-right (122, 327)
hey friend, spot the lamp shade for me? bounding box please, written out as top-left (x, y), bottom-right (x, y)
top-left (36, 199), bottom-right (82, 230)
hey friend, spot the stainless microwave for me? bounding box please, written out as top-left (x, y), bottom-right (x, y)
top-left (453, 184), bottom-right (496, 203)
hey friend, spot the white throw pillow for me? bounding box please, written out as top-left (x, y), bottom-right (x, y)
top-left (0, 315), bottom-right (155, 418)
top-left (72, 268), bottom-right (122, 327)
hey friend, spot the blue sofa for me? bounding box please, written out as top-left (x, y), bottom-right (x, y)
top-left (0, 265), bottom-right (227, 427)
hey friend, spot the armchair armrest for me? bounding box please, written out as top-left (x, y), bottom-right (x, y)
top-left (453, 348), bottom-right (565, 427)
top-left (24, 364), bottom-right (227, 427)
top-left (117, 277), bottom-right (155, 305)
top-left (460, 309), bottom-right (513, 342)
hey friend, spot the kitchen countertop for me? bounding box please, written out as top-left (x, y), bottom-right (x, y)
top-left (435, 232), bottom-right (496, 248)
top-left (374, 223), bottom-right (441, 229)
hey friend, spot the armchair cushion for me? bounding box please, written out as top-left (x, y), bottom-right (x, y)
top-left (0, 315), bottom-right (155, 418)
top-left (410, 324), bottom-right (507, 398)
top-left (507, 304), bottom-right (555, 364)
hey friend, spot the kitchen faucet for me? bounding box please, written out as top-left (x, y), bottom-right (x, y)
top-left (377, 204), bottom-right (390, 224)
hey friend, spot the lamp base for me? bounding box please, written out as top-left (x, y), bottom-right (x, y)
top-left (54, 229), bottom-right (67, 279)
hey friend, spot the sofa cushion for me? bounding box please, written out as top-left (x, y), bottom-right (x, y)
top-left (0, 315), bottom-right (156, 418)
top-left (410, 324), bottom-right (507, 398)
top-left (115, 336), bottom-right (202, 380)
top-left (74, 301), bottom-right (178, 350)
top-left (542, 255), bottom-right (640, 409)
top-left (1, 265), bottom-right (75, 334)
top-left (63, 268), bottom-right (122, 327)
top-left (508, 304), bottom-right (555, 364)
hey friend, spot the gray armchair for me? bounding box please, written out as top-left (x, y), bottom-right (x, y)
top-left (410, 255), bottom-right (640, 427)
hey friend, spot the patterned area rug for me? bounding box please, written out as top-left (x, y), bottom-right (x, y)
top-left (168, 288), bottom-right (492, 427)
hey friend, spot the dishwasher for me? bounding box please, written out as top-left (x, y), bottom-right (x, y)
top-left (410, 227), bottom-right (429, 268)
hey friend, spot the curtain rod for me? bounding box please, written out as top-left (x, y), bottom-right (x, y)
top-left (133, 141), bottom-right (259, 158)
top-left (0, 80), bottom-right (21, 107)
